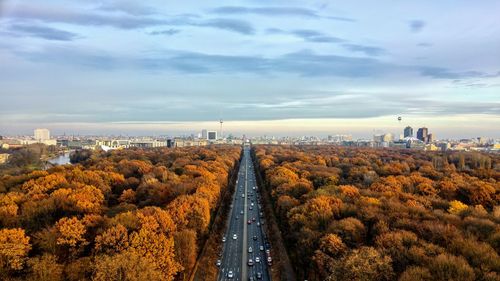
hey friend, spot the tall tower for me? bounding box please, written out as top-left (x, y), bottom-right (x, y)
top-left (219, 119), bottom-right (224, 140)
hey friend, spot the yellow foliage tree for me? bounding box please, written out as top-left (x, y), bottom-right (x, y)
top-left (0, 228), bottom-right (31, 271)
top-left (448, 200), bottom-right (468, 215)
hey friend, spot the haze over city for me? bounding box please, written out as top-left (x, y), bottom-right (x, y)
top-left (0, 0), bottom-right (499, 138)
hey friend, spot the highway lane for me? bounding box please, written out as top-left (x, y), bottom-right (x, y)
top-left (218, 146), bottom-right (271, 281)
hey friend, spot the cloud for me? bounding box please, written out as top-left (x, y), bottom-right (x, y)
top-left (197, 18), bottom-right (255, 35)
top-left (211, 6), bottom-right (355, 21)
top-left (96, 1), bottom-right (155, 16)
top-left (409, 20), bottom-right (425, 33)
top-left (417, 42), bottom-right (432, 47)
top-left (8, 24), bottom-right (79, 41)
top-left (291, 29), bottom-right (343, 43)
top-left (418, 66), bottom-right (499, 79)
top-left (8, 5), bottom-right (167, 29)
top-left (212, 6), bottom-right (319, 17)
top-left (6, 5), bottom-right (254, 34)
top-left (148, 29), bottom-right (180, 36)
top-left (266, 28), bottom-right (343, 43)
top-left (9, 44), bottom-right (499, 82)
top-left (342, 44), bottom-right (386, 56)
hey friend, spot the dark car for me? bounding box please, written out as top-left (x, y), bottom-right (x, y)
top-left (253, 235), bottom-right (258, 241)
top-left (256, 272), bottom-right (262, 279)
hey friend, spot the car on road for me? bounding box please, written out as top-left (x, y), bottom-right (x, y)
top-left (251, 203), bottom-right (254, 206)
top-left (267, 256), bottom-right (272, 265)
top-left (260, 245), bottom-right (264, 251)
top-left (249, 206), bottom-right (253, 210)
top-left (240, 210), bottom-right (244, 215)
top-left (266, 249), bottom-right (270, 255)
top-left (233, 234), bottom-right (237, 240)
top-left (249, 277), bottom-right (255, 281)
top-left (253, 235), bottom-right (258, 241)
top-left (252, 217), bottom-right (256, 222)
top-left (247, 220), bottom-right (251, 224)
top-left (216, 259), bottom-right (221, 267)
top-left (256, 272), bottom-right (262, 279)
top-left (227, 270), bottom-right (234, 278)
top-left (255, 257), bottom-right (260, 263)
top-left (242, 194), bottom-right (245, 198)
top-left (257, 222), bottom-right (260, 226)
top-left (222, 236), bottom-right (226, 242)
top-left (248, 246), bottom-right (253, 253)
top-left (248, 259), bottom-right (254, 266)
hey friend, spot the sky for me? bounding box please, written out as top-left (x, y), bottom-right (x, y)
top-left (0, 0), bottom-right (499, 138)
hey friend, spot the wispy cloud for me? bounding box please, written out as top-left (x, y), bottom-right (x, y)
top-left (148, 29), bottom-right (180, 36)
top-left (7, 24), bottom-right (79, 41)
top-left (211, 6), bottom-right (355, 21)
top-left (197, 18), bottom-right (255, 35)
top-left (291, 29), bottom-right (343, 43)
top-left (409, 20), bottom-right (426, 33)
top-left (267, 28), bottom-right (343, 43)
top-left (12, 46), bottom-right (497, 82)
top-left (417, 42), bottom-right (432, 47)
top-left (342, 43), bottom-right (386, 56)
top-left (96, 1), bottom-right (156, 16)
top-left (6, 5), bottom-right (254, 34)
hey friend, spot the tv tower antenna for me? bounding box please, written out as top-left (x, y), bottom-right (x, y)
top-left (219, 118), bottom-right (223, 140)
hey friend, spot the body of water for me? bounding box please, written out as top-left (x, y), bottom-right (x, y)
top-left (48, 152), bottom-right (72, 165)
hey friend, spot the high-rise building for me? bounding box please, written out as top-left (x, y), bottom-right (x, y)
top-left (34, 128), bottom-right (50, 141)
top-left (417, 127), bottom-right (428, 143)
top-left (201, 129), bottom-right (208, 139)
top-left (207, 131), bottom-right (217, 141)
top-left (404, 126), bottom-right (413, 138)
top-left (427, 133), bottom-right (434, 143)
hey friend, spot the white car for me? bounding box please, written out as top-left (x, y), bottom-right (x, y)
top-left (233, 234), bottom-right (238, 240)
top-left (216, 259), bottom-right (221, 266)
top-left (227, 271), bottom-right (234, 278)
top-left (222, 236), bottom-right (226, 242)
top-left (248, 247), bottom-right (253, 253)
top-left (255, 257), bottom-right (260, 263)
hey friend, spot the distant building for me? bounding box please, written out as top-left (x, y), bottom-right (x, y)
top-left (201, 129), bottom-right (208, 140)
top-left (329, 134), bottom-right (353, 142)
top-left (207, 131), bottom-right (217, 141)
top-left (404, 126), bottom-right (413, 138)
top-left (417, 127), bottom-right (428, 143)
top-left (437, 142), bottom-right (451, 151)
top-left (373, 133), bottom-right (392, 143)
top-left (34, 128), bottom-right (50, 142)
top-left (167, 139), bottom-right (175, 148)
top-left (427, 133), bottom-right (434, 143)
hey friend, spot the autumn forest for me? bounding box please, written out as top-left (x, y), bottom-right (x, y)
top-left (253, 146), bottom-right (500, 281)
top-left (0, 146), bottom-right (240, 280)
top-left (0, 144), bottom-right (499, 281)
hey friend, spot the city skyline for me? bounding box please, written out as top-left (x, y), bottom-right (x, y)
top-left (0, 0), bottom-right (499, 137)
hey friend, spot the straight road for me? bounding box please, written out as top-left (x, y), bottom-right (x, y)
top-left (218, 146), bottom-right (271, 281)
